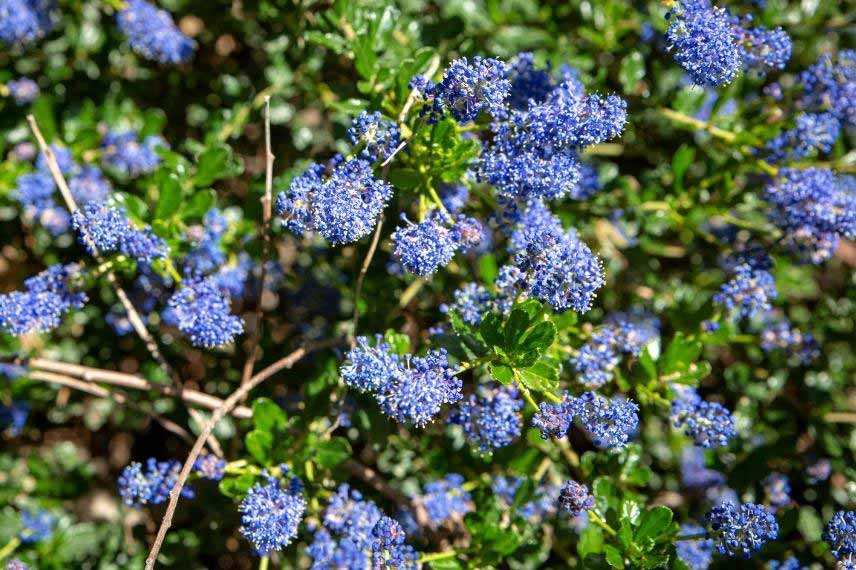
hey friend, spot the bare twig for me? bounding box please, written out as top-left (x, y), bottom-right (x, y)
top-left (26, 357), bottom-right (252, 419)
top-left (825, 412), bottom-right (856, 423)
top-left (238, 96), bottom-right (276, 401)
top-left (350, 214), bottom-right (384, 345)
top-left (343, 458), bottom-right (434, 530)
top-left (145, 339), bottom-right (340, 569)
top-left (29, 370), bottom-right (193, 444)
top-left (26, 115), bottom-right (223, 455)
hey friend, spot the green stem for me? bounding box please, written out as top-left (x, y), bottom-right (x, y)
top-left (587, 510), bottom-right (617, 536)
top-left (426, 184), bottom-right (451, 219)
top-left (675, 532), bottom-right (708, 542)
top-left (419, 550), bottom-right (458, 563)
top-left (0, 536), bottom-right (20, 561)
top-left (517, 382), bottom-right (540, 411)
top-left (543, 391), bottom-right (563, 404)
top-left (657, 107), bottom-right (738, 144)
top-left (454, 356), bottom-right (492, 375)
top-left (258, 555), bottom-right (270, 570)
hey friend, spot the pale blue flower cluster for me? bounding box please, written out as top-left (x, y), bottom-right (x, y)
top-left (118, 458), bottom-right (195, 507)
top-left (0, 264), bottom-right (87, 336)
top-left (116, 0), bottom-right (196, 64)
top-left (532, 391), bottom-right (639, 449)
top-left (671, 385), bottom-right (737, 448)
top-left (239, 470), bottom-right (306, 556)
top-left (448, 383), bottom-right (523, 452)
top-left (166, 277), bottom-right (244, 348)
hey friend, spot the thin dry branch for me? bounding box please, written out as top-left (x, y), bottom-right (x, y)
top-left (144, 339), bottom-right (340, 569)
top-left (26, 357), bottom-right (251, 419)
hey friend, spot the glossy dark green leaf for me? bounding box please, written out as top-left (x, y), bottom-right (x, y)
top-left (634, 506), bottom-right (673, 544)
top-left (488, 362), bottom-right (514, 385)
top-left (245, 430), bottom-right (273, 464)
top-left (479, 312), bottom-right (505, 348)
top-left (315, 437), bottom-right (352, 468)
top-left (252, 397), bottom-right (288, 433)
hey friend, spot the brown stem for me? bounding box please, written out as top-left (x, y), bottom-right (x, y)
top-left (144, 339), bottom-right (339, 569)
top-left (350, 214), bottom-right (385, 345)
top-left (29, 370), bottom-right (193, 444)
top-left (238, 96), bottom-right (276, 402)
top-left (343, 458), bottom-right (433, 530)
top-left (26, 357), bottom-right (251, 419)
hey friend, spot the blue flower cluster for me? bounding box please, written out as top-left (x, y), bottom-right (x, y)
top-left (341, 336), bottom-right (462, 427)
top-left (798, 50), bottom-right (855, 128)
top-left (665, 0), bottom-right (791, 86)
top-left (676, 523), bottom-right (714, 570)
top-left (275, 158), bottom-right (392, 245)
top-left (671, 385), bottom-right (737, 448)
top-left (239, 470), bottom-right (306, 556)
top-left (418, 56), bottom-right (510, 123)
top-left (558, 480), bottom-right (594, 516)
top-left (420, 473), bottom-right (473, 528)
top-left (0, 0), bottom-right (55, 49)
top-left (769, 557), bottom-right (807, 570)
top-left (5, 559), bottom-right (28, 570)
top-left (118, 458), bottom-right (195, 507)
top-left (479, 60), bottom-right (625, 202)
top-left (806, 458), bottom-right (831, 484)
top-left (764, 112), bottom-right (842, 163)
top-left (824, 511), bottom-right (856, 560)
top-left (6, 77), bottom-right (39, 104)
top-left (714, 262), bottom-right (777, 319)
top-left (166, 277), bottom-right (244, 348)
top-left (448, 383), bottom-right (523, 452)
top-left (307, 484), bottom-right (418, 569)
top-left (764, 168), bottom-right (856, 264)
top-left (69, 166), bottom-right (113, 204)
top-left (571, 311), bottom-right (659, 387)
top-left (440, 282), bottom-right (495, 326)
top-left (680, 447), bottom-right (726, 490)
top-left (348, 111), bottom-right (401, 162)
top-left (391, 211), bottom-right (483, 276)
top-left (705, 502), bottom-right (778, 557)
top-left (19, 509), bottom-right (55, 544)
top-left (193, 454), bottom-right (226, 481)
top-left (762, 472), bottom-right (791, 510)
top-left (0, 402), bottom-right (29, 436)
top-left (183, 208), bottom-right (229, 275)
top-left (532, 391), bottom-right (639, 449)
top-left (72, 201), bottom-right (168, 263)
top-left (116, 0), bottom-right (196, 64)
top-left (0, 264), bottom-right (87, 336)
top-left (100, 131), bottom-right (164, 177)
top-left (760, 318), bottom-right (819, 364)
top-left (14, 146), bottom-right (76, 235)
top-left (512, 225), bottom-right (605, 314)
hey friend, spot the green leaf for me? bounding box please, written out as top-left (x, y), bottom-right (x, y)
top-left (604, 545), bottom-right (625, 569)
top-left (180, 189), bottom-right (217, 219)
top-left (503, 308), bottom-right (532, 352)
top-left (578, 524), bottom-right (604, 558)
top-left (218, 472), bottom-right (255, 498)
top-left (245, 430), bottom-right (273, 464)
top-left (618, 51), bottom-right (645, 93)
top-left (660, 333), bottom-right (702, 376)
top-left (488, 362), bottom-right (514, 385)
top-left (193, 143), bottom-right (243, 187)
top-left (478, 312), bottom-right (505, 348)
top-left (634, 506), bottom-right (673, 544)
top-left (517, 359), bottom-right (560, 392)
top-left (154, 174), bottom-right (183, 220)
top-left (797, 506), bottom-right (823, 542)
top-left (517, 321), bottom-right (556, 355)
top-left (388, 168), bottom-right (421, 190)
top-left (252, 397), bottom-right (288, 433)
top-left (671, 145), bottom-right (696, 191)
top-left (428, 559), bottom-right (462, 570)
top-left (315, 437), bottom-right (352, 468)
top-left (383, 329), bottom-right (410, 355)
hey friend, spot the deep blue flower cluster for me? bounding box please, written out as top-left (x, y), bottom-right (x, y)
top-left (348, 111), bottom-right (401, 162)
top-left (440, 282), bottom-right (494, 326)
top-left (239, 470), bottom-right (306, 556)
top-left (6, 77), bottom-right (39, 104)
top-left (166, 277), bottom-right (244, 348)
top-left (762, 472), bottom-right (791, 510)
top-left (824, 511), bottom-right (856, 559)
top-left (666, 1), bottom-right (791, 86)
top-left (532, 391), bottom-right (639, 448)
top-left (275, 158), bottom-right (392, 245)
top-left (507, 52), bottom-right (555, 110)
top-left (571, 311), bottom-right (659, 387)
top-left (676, 523), bottom-right (714, 570)
top-left (116, 0), bottom-right (196, 64)
top-left (760, 318), bottom-right (819, 364)
top-left (666, 0), bottom-right (742, 86)
top-left (391, 212), bottom-right (483, 276)
top-left (513, 226), bottom-right (605, 314)
top-left (0, 402), bottom-right (29, 436)
top-left (193, 454), bottom-right (226, 481)
top-left (0, 264), bottom-right (87, 336)
top-left (19, 509), bottom-right (55, 544)
top-left (100, 131), bottom-right (164, 177)
top-left (0, 0), bottom-right (55, 49)
top-left (764, 112), bottom-right (841, 163)
top-left (419, 56), bottom-right (510, 123)
top-left (420, 473), bottom-right (473, 528)
top-left (705, 502), bottom-right (778, 557)
top-left (118, 458), bottom-right (195, 508)
top-left (448, 383), bottom-right (523, 452)
top-left (342, 337), bottom-right (462, 427)
top-left (307, 484), bottom-right (417, 569)
top-left (764, 168), bottom-right (856, 264)
top-left (714, 263), bottom-right (777, 319)
top-left (72, 201), bottom-right (168, 263)
top-left (671, 385), bottom-right (737, 448)
top-left (558, 480), bottom-right (595, 516)
top-left (798, 50), bottom-right (855, 128)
